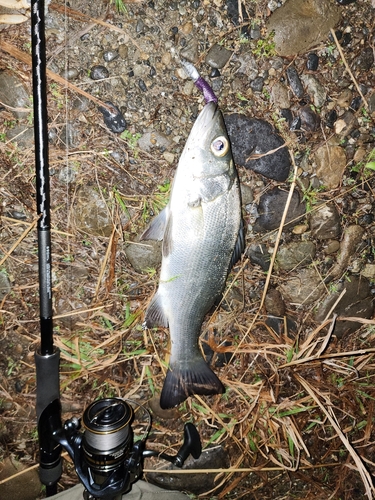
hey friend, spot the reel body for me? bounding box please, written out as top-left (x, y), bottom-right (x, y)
top-left (51, 398), bottom-right (201, 500)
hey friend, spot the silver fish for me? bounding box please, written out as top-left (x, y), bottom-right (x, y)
top-left (141, 101), bottom-right (243, 409)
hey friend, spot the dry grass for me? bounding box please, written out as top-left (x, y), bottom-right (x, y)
top-left (1, 3), bottom-right (375, 500)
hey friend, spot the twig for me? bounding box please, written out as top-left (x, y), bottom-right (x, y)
top-left (330, 29), bottom-right (368, 110)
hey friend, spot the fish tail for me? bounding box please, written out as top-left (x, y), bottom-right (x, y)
top-left (160, 361), bottom-right (225, 409)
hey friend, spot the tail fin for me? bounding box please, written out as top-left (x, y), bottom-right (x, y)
top-left (160, 361), bottom-right (225, 409)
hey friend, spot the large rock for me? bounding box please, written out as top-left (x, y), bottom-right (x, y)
top-left (314, 276), bottom-right (373, 338)
top-left (267, 0), bottom-right (341, 57)
top-left (225, 114), bottom-right (291, 181)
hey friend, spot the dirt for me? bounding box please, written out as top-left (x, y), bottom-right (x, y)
top-left (1, 0), bottom-right (375, 499)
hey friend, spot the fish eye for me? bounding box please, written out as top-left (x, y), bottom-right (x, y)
top-left (210, 136), bottom-right (229, 157)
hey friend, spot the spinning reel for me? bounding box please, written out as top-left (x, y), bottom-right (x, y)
top-left (40, 397), bottom-right (201, 500)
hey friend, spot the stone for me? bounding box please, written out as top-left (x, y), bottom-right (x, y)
top-left (232, 51), bottom-right (258, 79)
top-left (271, 81), bottom-right (291, 109)
top-left (276, 241), bottom-right (316, 271)
top-left (0, 70), bottom-right (30, 118)
top-left (334, 110), bottom-right (358, 137)
top-left (315, 139), bottom-right (347, 188)
top-left (352, 47), bottom-right (374, 72)
top-left (74, 186), bottom-right (114, 237)
top-left (0, 272), bottom-right (11, 299)
top-left (253, 188), bottom-right (306, 232)
top-left (314, 276), bottom-right (373, 338)
top-left (147, 445), bottom-right (229, 495)
top-left (247, 243), bottom-right (270, 271)
top-left (265, 288), bottom-right (286, 316)
top-left (299, 105), bottom-right (321, 132)
top-left (6, 126), bottom-right (34, 149)
top-left (180, 38), bottom-right (199, 63)
top-left (224, 114), bottom-right (291, 181)
top-left (286, 66), bottom-right (304, 98)
top-left (0, 457), bottom-right (42, 500)
top-left (300, 74), bottom-right (327, 108)
top-left (125, 239), bottom-right (162, 273)
top-left (267, 0), bottom-right (341, 57)
top-left (205, 43), bottom-right (233, 69)
top-left (328, 225), bottom-right (365, 280)
top-left (310, 203), bottom-right (341, 240)
top-left (278, 268), bottom-right (326, 307)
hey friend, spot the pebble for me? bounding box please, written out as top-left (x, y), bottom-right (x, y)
top-left (280, 108), bottom-right (293, 127)
top-left (299, 105), bottom-right (321, 132)
top-left (336, 0), bottom-right (356, 4)
top-left (138, 79), bottom-right (148, 92)
top-left (98, 101), bottom-right (127, 133)
top-left (337, 88), bottom-right (353, 108)
top-left (306, 53), bottom-right (319, 71)
top-left (224, 114), bottom-right (291, 181)
top-left (180, 38), bottom-right (199, 63)
top-left (325, 109), bottom-right (338, 129)
top-left (103, 50), bottom-right (119, 62)
top-left (315, 139), bottom-right (347, 188)
top-left (58, 165), bottom-right (77, 184)
top-left (333, 110), bottom-right (358, 137)
top-left (205, 43), bottom-right (233, 69)
top-left (267, 0), bottom-right (341, 57)
top-left (286, 66), bottom-right (304, 98)
top-left (250, 76), bottom-right (264, 92)
top-left (163, 152), bottom-right (175, 163)
top-left (314, 276), bottom-right (373, 339)
top-left (161, 52), bottom-right (172, 66)
top-left (240, 184), bottom-right (254, 205)
top-left (276, 241), bottom-right (316, 271)
top-left (278, 268), bottom-right (326, 307)
top-left (90, 65), bottom-right (109, 80)
top-left (300, 74), bottom-right (326, 108)
top-left (247, 243), bottom-right (270, 271)
top-left (324, 240), bottom-right (341, 254)
top-left (138, 129), bottom-right (173, 153)
top-left (349, 96), bottom-right (362, 111)
top-left (253, 188), bottom-right (306, 232)
top-left (118, 44), bottom-right (128, 59)
top-left (310, 203), bottom-right (341, 240)
top-left (60, 67), bottom-right (79, 80)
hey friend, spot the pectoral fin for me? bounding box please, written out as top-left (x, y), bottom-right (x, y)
top-left (140, 207), bottom-right (168, 241)
top-left (229, 218), bottom-right (245, 270)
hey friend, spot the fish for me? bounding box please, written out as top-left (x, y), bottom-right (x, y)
top-left (141, 101), bottom-right (244, 409)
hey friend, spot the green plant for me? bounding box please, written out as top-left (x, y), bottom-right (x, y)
top-left (253, 32), bottom-right (276, 58)
top-left (111, 0), bottom-right (127, 13)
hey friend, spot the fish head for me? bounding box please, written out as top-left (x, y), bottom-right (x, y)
top-left (181, 101), bottom-right (234, 178)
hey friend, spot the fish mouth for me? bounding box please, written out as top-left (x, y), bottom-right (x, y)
top-left (189, 101), bottom-right (221, 140)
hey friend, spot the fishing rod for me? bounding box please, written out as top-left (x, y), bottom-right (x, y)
top-left (31, 2), bottom-right (202, 498)
top-left (32, 0), bottom-right (62, 496)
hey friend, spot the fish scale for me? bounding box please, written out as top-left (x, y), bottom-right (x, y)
top-left (141, 101), bottom-right (243, 409)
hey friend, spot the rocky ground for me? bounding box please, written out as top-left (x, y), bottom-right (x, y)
top-left (1, 0), bottom-right (375, 498)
